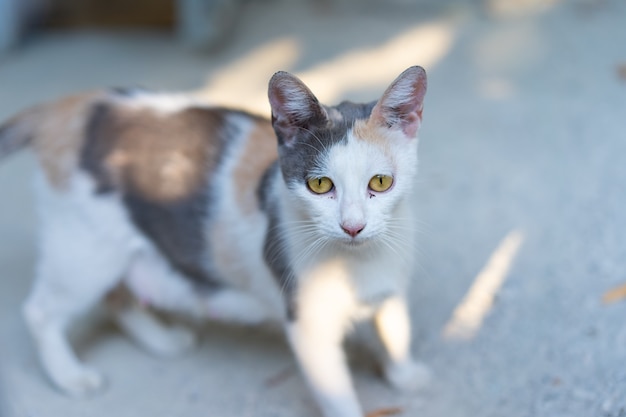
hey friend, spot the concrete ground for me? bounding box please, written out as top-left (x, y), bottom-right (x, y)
top-left (1, 0), bottom-right (626, 416)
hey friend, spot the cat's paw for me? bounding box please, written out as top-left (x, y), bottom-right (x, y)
top-left (144, 325), bottom-right (198, 357)
top-left (385, 360), bottom-right (431, 393)
top-left (53, 366), bottom-right (106, 397)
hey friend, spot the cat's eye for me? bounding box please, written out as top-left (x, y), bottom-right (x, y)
top-left (369, 175), bottom-right (393, 192)
top-left (307, 177), bottom-right (334, 194)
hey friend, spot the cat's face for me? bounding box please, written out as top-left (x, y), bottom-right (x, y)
top-left (268, 66), bottom-right (427, 247)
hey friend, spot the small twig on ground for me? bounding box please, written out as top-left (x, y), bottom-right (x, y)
top-left (263, 366), bottom-right (296, 388)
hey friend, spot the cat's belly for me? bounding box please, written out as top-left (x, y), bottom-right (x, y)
top-left (123, 241), bottom-right (208, 316)
top-left (123, 230), bottom-right (285, 322)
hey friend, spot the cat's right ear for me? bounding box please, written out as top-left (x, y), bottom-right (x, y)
top-left (268, 72), bottom-right (327, 146)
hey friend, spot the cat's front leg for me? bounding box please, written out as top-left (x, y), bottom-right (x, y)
top-left (286, 315), bottom-right (362, 417)
top-left (374, 296), bottom-right (430, 392)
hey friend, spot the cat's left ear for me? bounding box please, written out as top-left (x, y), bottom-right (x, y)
top-left (268, 71), bottom-right (328, 146)
top-left (371, 66), bottom-right (427, 139)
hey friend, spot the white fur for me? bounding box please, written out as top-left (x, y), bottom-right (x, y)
top-left (113, 91), bottom-right (210, 115)
top-left (23, 169), bottom-right (138, 395)
top-left (21, 81), bottom-right (427, 417)
top-left (275, 129), bottom-right (423, 416)
top-left (114, 304), bottom-right (197, 357)
top-left (285, 258), bottom-right (362, 417)
top-left (208, 113), bottom-right (286, 321)
top-left (375, 297), bottom-right (431, 391)
top-left (22, 152), bottom-right (276, 395)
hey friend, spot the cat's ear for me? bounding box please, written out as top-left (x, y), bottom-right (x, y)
top-left (268, 71), bottom-right (328, 146)
top-left (371, 66), bottom-right (427, 139)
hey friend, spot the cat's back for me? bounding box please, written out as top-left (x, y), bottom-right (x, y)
top-left (79, 90), bottom-right (280, 286)
top-left (80, 89), bottom-right (277, 202)
top-left (1, 88), bottom-right (279, 287)
top-left (1, 87), bottom-right (278, 201)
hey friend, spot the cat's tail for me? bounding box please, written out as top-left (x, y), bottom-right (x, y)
top-left (0, 91), bottom-right (105, 161)
top-left (0, 110), bottom-right (35, 160)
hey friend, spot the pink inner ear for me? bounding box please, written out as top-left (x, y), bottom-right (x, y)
top-left (402, 111), bottom-right (421, 137)
top-left (370, 101), bottom-right (423, 138)
top-left (394, 93), bottom-right (424, 137)
top-left (372, 66), bottom-right (427, 139)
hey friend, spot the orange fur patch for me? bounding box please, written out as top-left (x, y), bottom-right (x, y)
top-left (352, 118), bottom-right (395, 162)
top-left (352, 118), bottom-right (387, 146)
top-left (209, 119), bottom-right (277, 289)
top-left (92, 105), bottom-right (225, 203)
top-left (233, 120), bottom-right (278, 214)
top-left (30, 91), bottom-right (104, 189)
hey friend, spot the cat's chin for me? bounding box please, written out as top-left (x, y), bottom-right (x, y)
top-left (338, 237), bottom-right (369, 249)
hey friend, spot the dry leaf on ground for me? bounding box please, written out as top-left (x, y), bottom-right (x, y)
top-left (617, 63), bottom-right (626, 81)
top-left (602, 282), bottom-right (626, 304)
top-left (365, 406), bottom-right (404, 417)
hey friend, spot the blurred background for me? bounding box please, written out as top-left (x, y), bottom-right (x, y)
top-left (0, 0), bottom-right (239, 53)
top-left (1, 0), bottom-right (626, 416)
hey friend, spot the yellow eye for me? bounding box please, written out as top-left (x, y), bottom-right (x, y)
top-left (369, 175), bottom-right (393, 192)
top-left (307, 177), bottom-right (334, 194)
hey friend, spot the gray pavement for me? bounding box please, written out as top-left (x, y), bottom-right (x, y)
top-left (1, 0), bottom-right (626, 416)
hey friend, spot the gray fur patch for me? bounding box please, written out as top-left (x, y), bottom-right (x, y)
top-left (0, 115), bottom-right (33, 160)
top-left (258, 163), bottom-right (298, 320)
top-left (80, 99), bottom-right (242, 289)
top-left (278, 100), bottom-right (376, 188)
top-left (262, 100), bottom-right (377, 320)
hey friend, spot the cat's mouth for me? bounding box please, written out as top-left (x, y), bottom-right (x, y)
top-left (339, 237), bottom-right (369, 248)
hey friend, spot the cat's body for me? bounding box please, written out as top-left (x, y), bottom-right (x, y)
top-left (0, 67), bottom-right (428, 417)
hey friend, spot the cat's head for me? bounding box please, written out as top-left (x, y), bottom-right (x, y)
top-left (268, 66), bottom-right (427, 248)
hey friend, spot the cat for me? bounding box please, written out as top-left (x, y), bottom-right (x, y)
top-left (0, 66), bottom-right (428, 417)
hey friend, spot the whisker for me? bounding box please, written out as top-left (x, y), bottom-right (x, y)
top-left (278, 234), bottom-right (330, 296)
top-left (295, 126), bottom-right (331, 155)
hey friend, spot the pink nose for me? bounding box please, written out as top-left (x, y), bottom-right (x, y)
top-left (341, 223), bottom-right (365, 238)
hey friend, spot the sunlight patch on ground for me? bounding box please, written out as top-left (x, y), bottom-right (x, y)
top-left (479, 77), bottom-right (517, 100)
top-left (442, 229), bottom-right (525, 341)
top-left (296, 22), bottom-right (455, 104)
top-left (484, 0), bottom-right (562, 18)
top-left (198, 21), bottom-right (455, 114)
top-left (197, 37), bottom-right (301, 113)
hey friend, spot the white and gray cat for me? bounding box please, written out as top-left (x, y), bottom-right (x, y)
top-left (0, 66), bottom-right (428, 417)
